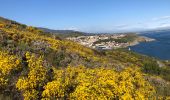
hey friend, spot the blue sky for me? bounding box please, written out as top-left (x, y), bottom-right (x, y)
top-left (0, 0), bottom-right (170, 32)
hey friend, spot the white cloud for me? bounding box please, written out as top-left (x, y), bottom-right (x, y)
top-left (157, 23), bottom-right (170, 28)
top-left (132, 17), bottom-right (170, 30)
top-left (152, 16), bottom-right (170, 21)
top-left (82, 16), bottom-right (170, 32)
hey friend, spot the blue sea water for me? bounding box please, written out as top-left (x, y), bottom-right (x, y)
top-left (130, 30), bottom-right (170, 60)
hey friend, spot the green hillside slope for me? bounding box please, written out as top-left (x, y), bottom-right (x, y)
top-left (0, 17), bottom-right (170, 99)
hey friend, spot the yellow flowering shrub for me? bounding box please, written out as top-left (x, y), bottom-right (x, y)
top-left (0, 23), bottom-right (5, 28)
top-left (42, 66), bottom-right (156, 100)
top-left (16, 52), bottom-right (48, 100)
top-left (0, 51), bottom-right (20, 88)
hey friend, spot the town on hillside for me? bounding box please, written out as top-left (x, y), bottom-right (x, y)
top-left (66, 33), bottom-right (155, 50)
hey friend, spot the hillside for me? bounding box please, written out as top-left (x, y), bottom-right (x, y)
top-left (38, 27), bottom-right (88, 38)
top-left (0, 17), bottom-right (170, 99)
top-left (38, 27), bottom-right (82, 34)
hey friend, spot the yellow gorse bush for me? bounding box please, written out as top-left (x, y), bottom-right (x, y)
top-left (42, 66), bottom-right (156, 100)
top-left (16, 52), bottom-right (48, 100)
top-left (0, 39), bottom-right (158, 100)
top-left (0, 51), bottom-right (20, 88)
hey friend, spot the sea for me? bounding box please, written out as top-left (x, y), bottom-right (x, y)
top-left (130, 30), bottom-right (170, 60)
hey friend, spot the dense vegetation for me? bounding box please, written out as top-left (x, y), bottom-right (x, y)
top-left (114, 34), bottom-right (137, 43)
top-left (0, 17), bottom-right (170, 99)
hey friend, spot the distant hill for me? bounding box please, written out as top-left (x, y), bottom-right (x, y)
top-left (38, 27), bottom-right (89, 38)
top-left (38, 27), bottom-right (79, 33)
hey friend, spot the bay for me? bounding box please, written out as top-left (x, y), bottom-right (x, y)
top-left (130, 30), bottom-right (170, 60)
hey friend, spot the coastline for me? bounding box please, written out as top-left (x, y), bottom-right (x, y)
top-left (124, 36), bottom-right (156, 48)
top-left (127, 31), bottom-right (170, 60)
